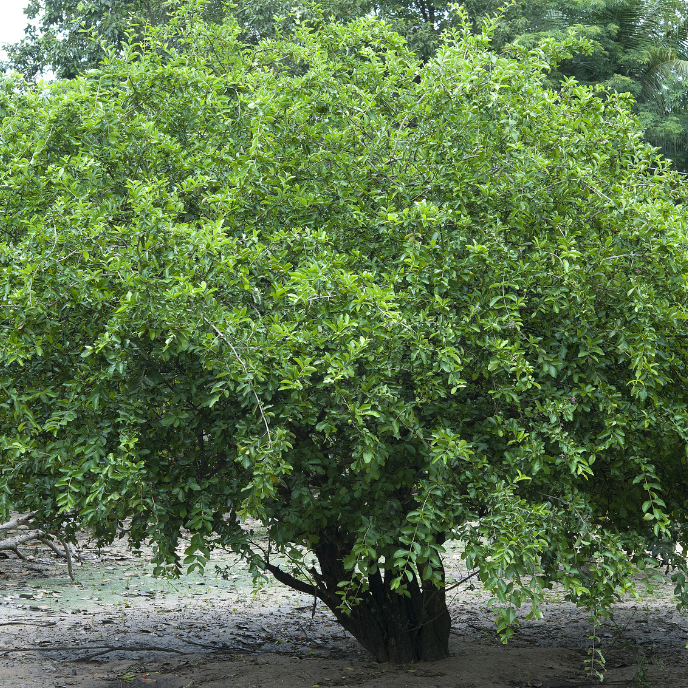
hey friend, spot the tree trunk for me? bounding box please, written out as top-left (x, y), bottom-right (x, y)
top-left (266, 532), bottom-right (451, 663)
top-left (316, 543), bottom-right (450, 662)
top-left (327, 566), bottom-right (451, 662)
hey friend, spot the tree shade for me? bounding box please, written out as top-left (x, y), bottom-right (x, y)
top-left (2, 4), bottom-right (688, 664)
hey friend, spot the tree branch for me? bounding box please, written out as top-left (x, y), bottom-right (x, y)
top-left (263, 561), bottom-right (318, 597)
top-left (202, 315), bottom-right (272, 447)
top-left (38, 536), bottom-right (67, 559)
top-left (60, 537), bottom-right (76, 580)
top-left (0, 530), bottom-right (44, 550)
top-left (0, 512), bottom-right (35, 531)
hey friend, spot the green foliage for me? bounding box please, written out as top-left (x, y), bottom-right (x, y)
top-left (219, 0), bottom-right (688, 169)
top-left (518, 0), bottom-right (688, 170)
top-left (2, 3), bottom-right (688, 654)
top-left (5, 0), bottom-right (688, 169)
top-left (234, 0), bottom-right (371, 43)
top-left (0, 0), bottom-right (226, 79)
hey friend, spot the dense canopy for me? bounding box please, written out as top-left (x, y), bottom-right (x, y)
top-left (5, 0), bottom-right (688, 169)
top-left (2, 4), bottom-right (688, 663)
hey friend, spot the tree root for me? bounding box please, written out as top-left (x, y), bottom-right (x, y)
top-left (77, 645), bottom-right (194, 661)
top-left (0, 621), bottom-right (56, 627)
top-left (1, 641), bottom-right (259, 663)
top-left (2, 644), bottom-right (193, 660)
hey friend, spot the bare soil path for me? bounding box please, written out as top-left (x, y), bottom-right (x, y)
top-left (0, 535), bottom-right (686, 687)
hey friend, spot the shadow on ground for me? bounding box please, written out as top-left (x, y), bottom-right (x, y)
top-left (1, 535), bottom-right (687, 687)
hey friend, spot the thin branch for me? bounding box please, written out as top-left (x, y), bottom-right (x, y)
top-left (60, 537), bottom-right (75, 581)
top-left (443, 570), bottom-right (479, 594)
top-left (202, 316), bottom-right (272, 447)
top-left (263, 561), bottom-right (318, 597)
top-left (586, 183), bottom-right (614, 205)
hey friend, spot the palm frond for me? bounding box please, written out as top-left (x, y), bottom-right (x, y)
top-left (641, 47), bottom-right (688, 110)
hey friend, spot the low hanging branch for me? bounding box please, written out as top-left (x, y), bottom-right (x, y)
top-left (0, 529), bottom-right (46, 555)
top-left (39, 536), bottom-right (68, 559)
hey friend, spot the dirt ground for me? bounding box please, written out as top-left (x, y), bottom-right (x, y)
top-left (1, 533), bottom-right (687, 688)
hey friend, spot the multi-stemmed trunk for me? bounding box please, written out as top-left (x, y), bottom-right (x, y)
top-left (265, 533), bottom-right (451, 663)
top-left (323, 565), bottom-right (451, 663)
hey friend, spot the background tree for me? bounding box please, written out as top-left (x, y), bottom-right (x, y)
top-left (3, 4), bottom-right (688, 666)
top-left (515, 0), bottom-right (688, 170)
top-left (0, 0), bottom-right (225, 79)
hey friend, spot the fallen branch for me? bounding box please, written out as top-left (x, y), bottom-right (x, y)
top-left (0, 512), bottom-right (35, 531)
top-left (0, 621), bottom-right (56, 627)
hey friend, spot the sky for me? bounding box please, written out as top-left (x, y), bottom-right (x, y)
top-left (0, 0), bottom-right (32, 60)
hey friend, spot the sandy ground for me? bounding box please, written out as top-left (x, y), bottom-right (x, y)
top-left (0, 534), bottom-right (687, 688)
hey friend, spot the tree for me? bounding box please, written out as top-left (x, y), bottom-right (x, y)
top-left (233, 0), bottom-right (371, 42)
top-left (506, 0), bottom-right (688, 169)
top-left (3, 3), bottom-right (688, 665)
top-left (220, 0), bottom-right (688, 169)
top-left (7, 0), bottom-right (688, 170)
top-left (0, 0), bottom-right (546, 73)
top-left (0, 0), bottom-right (226, 79)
